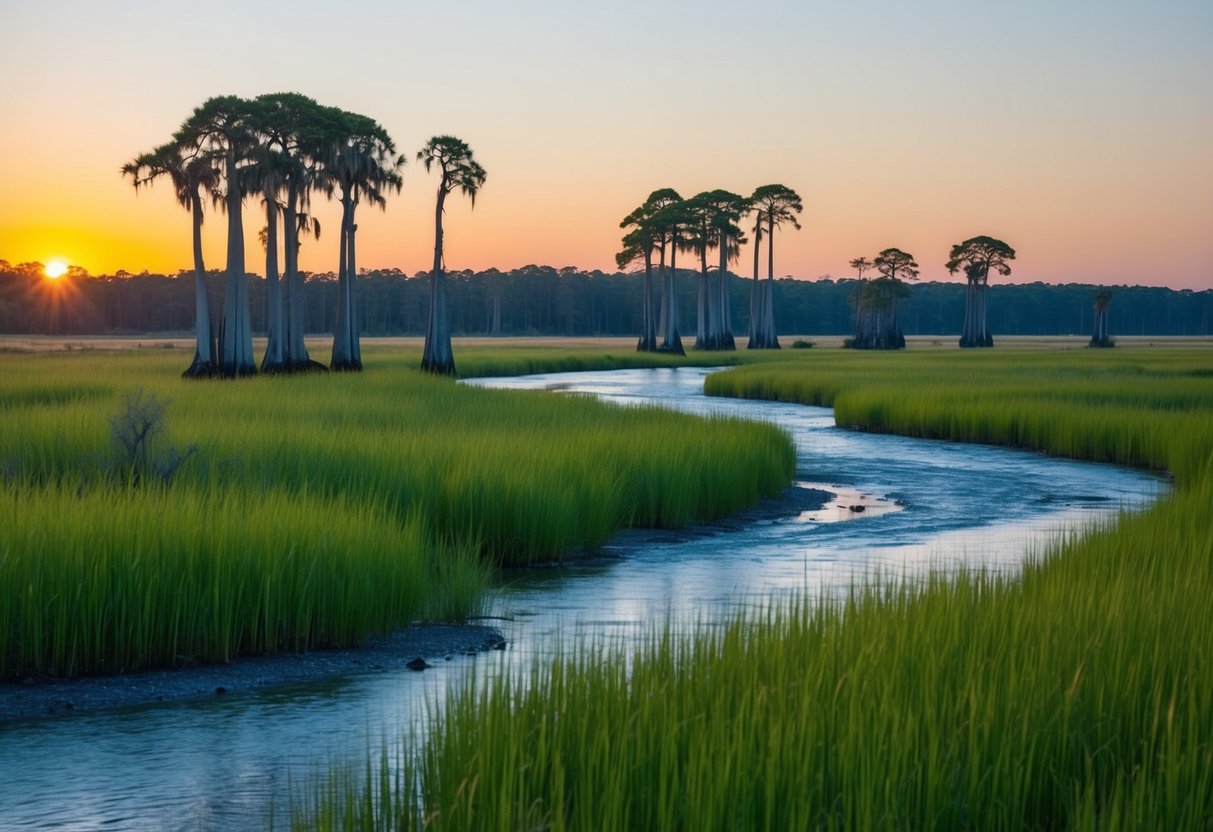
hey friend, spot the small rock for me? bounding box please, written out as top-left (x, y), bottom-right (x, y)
top-left (849, 504), bottom-right (866, 513)
top-left (444, 655), bottom-right (453, 661)
top-left (406, 657), bottom-right (430, 672)
top-left (214, 686), bottom-right (227, 695)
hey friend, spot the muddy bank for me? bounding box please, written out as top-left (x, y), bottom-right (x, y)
top-left (0, 623), bottom-right (503, 723)
top-left (0, 486), bottom-right (834, 723)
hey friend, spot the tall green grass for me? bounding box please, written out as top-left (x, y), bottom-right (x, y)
top-left (0, 485), bottom-right (484, 677)
top-left (297, 346), bottom-right (1213, 830)
top-left (0, 344), bottom-right (794, 678)
top-left (706, 348), bottom-right (1213, 478)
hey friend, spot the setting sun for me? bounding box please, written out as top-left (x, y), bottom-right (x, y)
top-left (44, 259), bottom-right (68, 279)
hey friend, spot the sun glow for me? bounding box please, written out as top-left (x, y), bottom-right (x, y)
top-left (44, 260), bottom-right (68, 279)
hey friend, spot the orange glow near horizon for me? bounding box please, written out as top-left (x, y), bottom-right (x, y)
top-left (0, 3), bottom-right (1209, 291)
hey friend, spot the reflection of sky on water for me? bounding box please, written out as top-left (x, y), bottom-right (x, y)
top-left (475, 367), bottom-right (1160, 661)
top-left (0, 367), bottom-right (1163, 831)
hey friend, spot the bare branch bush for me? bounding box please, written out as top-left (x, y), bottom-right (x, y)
top-left (108, 389), bottom-right (198, 486)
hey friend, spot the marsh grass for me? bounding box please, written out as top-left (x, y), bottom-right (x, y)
top-left (0, 484), bottom-right (484, 677)
top-left (298, 346), bottom-right (1213, 830)
top-left (0, 344), bottom-right (793, 677)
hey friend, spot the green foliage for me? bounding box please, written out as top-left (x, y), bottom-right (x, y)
top-left (300, 346), bottom-right (1213, 829)
top-left (749, 183), bottom-right (803, 233)
top-left (0, 344), bottom-right (794, 678)
top-left (873, 246), bottom-right (919, 281)
top-left (418, 136), bottom-right (487, 206)
top-left (708, 348), bottom-right (1213, 480)
top-left (946, 235), bottom-right (1016, 281)
top-left (0, 484), bottom-right (482, 678)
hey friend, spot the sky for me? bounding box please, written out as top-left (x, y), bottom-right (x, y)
top-left (0, 0), bottom-right (1210, 289)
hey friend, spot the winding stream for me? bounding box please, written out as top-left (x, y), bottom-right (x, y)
top-left (0, 367), bottom-right (1163, 830)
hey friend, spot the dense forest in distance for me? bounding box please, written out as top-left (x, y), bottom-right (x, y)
top-left (2, 260), bottom-right (1209, 339)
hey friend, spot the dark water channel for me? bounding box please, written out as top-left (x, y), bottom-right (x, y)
top-left (0, 368), bottom-right (1163, 830)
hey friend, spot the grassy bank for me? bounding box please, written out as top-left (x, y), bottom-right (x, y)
top-left (300, 347), bottom-right (1212, 829)
top-left (0, 344), bottom-right (794, 678)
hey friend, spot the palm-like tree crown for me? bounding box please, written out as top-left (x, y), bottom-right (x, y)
top-left (874, 247), bottom-right (920, 281)
top-left (699, 189), bottom-right (749, 264)
top-left (849, 256), bottom-right (874, 278)
top-left (322, 109), bottom-right (405, 208)
top-left (418, 135), bottom-right (486, 205)
top-left (946, 236), bottom-right (1016, 282)
top-left (749, 184), bottom-right (803, 232)
top-left (122, 141), bottom-right (222, 214)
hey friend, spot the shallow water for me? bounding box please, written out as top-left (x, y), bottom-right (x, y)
top-left (0, 367), bottom-right (1163, 830)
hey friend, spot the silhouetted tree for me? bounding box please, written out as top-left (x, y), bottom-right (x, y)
top-left (617, 223), bottom-right (658, 351)
top-left (122, 140), bottom-right (221, 377)
top-left (253, 93), bottom-right (328, 372)
top-left (176, 96), bottom-right (259, 376)
top-left (681, 193), bottom-right (718, 349)
top-left (847, 256), bottom-right (874, 346)
top-left (322, 109), bottom-right (405, 371)
top-left (947, 236), bottom-right (1015, 347)
top-left (1090, 289), bottom-right (1114, 347)
top-left (419, 135), bottom-right (486, 375)
top-left (652, 199), bottom-right (691, 354)
top-left (747, 184), bottom-right (802, 349)
top-left (699, 190), bottom-right (749, 350)
top-left (863, 247), bottom-right (918, 349)
top-left (621, 190), bottom-right (680, 353)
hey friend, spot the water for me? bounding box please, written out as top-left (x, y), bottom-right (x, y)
top-left (0, 367), bottom-right (1163, 830)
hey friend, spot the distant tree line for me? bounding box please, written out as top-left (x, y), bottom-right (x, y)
top-left (2, 260), bottom-right (1210, 339)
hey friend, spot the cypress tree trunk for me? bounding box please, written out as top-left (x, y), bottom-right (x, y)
top-left (183, 193), bottom-right (216, 378)
top-left (347, 216), bottom-right (361, 368)
top-left (762, 279), bottom-right (777, 346)
top-left (637, 249), bottom-right (657, 352)
top-left (262, 195), bottom-right (286, 372)
top-left (960, 278), bottom-right (974, 347)
top-left (852, 279), bottom-right (866, 348)
top-left (695, 247), bottom-right (708, 350)
top-left (891, 292), bottom-right (904, 349)
top-left (660, 246), bottom-right (684, 354)
top-left (331, 196), bottom-right (360, 370)
top-left (717, 229), bottom-right (735, 350)
top-left (751, 217), bottom-right (780, 349)
top-left (282, 187), bottom-right (321, 372)
top-left (220, 149), bottom-right (255, 377)
top-left (705, 271), bottom-right (721, 349)
top-left (656, 239), bottom-right (668, 341)
top-left (747, 222), bottom-right (762, 348)
top-left (980, 280), bottom-right (992, 346)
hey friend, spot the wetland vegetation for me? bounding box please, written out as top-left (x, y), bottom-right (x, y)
top-left (0, 343), bottom-right (793, 678)
top-left (295, 345), bottom-right (1213, 830)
